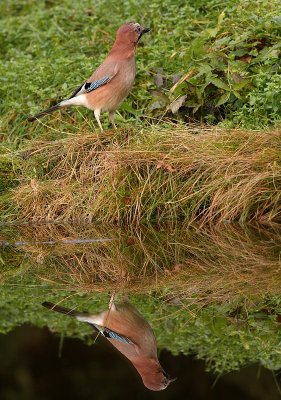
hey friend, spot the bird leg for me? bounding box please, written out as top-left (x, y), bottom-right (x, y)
top-left (109, 111), bottom-right (117, 130)
top-left (109, 292), bottom-right (116, 311)
top-left (94, 109), bottom-right (103, 132)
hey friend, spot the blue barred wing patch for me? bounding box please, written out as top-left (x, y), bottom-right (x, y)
top-left (103, 328), bottom-right (131, 343)
top-left (84, 76), bottom-right (110, 93)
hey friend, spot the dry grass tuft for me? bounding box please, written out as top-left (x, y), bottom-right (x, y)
top-left (9, 125), bottom-right (281, 225)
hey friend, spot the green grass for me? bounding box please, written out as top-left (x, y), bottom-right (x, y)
top-left (1, 0), bottom-right (281, 151)
top-left (0, 154), bottom-right (19, 193)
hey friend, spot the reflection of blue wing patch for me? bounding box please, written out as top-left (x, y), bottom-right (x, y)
top-left (103, 328), bottom-right (131, 344)
top-left (85, 77), bottom-right (110, 93)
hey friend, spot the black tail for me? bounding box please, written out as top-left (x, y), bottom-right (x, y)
top-left (42, 301), bottom-right (87, 318)
top-left (28, 104), bottom-right (61, 122)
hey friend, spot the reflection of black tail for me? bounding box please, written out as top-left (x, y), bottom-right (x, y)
top-left (28, 104), bottom-right (61, 122)
top-left (42, 301), bottom-right (88, 318)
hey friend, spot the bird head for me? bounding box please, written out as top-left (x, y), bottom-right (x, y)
top-left (116, 22), bottom-right (150, 46)
top-left (140, 360), bottom-right (176, 391)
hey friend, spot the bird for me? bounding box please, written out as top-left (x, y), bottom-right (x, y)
top-left (42, 294), bottom-right (174, 391)
top-left (28, 22), bottom-right (150, 131)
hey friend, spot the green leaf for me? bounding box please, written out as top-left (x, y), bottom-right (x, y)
top-left (233, 49), bottom-right (249, 57)
top-left (232, 90), bottom-right (242, 99)
top-left (233, 80), bottom-right (251, 90)
top-left (216, 92), bottom-right (230, 106)
top-left (206, 27), bottom-right (219, 38)
top-left (198, 64), bottom-right (213, 75)
top-left (215, 36), bottom-right (231, 47)
top-left (190, 37), bottom-right (207, 59)
top-left (218, 11), bottom-right (225, 25)
top-left (151, 90), bottom-right (170, 105)
top-left (209, 77), bottom-right (230, 91)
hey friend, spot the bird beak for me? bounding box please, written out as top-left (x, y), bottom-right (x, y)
top-left (137, 26), bottom-right (150, 43)
top-left (141, 27), bottom-right (150, 34)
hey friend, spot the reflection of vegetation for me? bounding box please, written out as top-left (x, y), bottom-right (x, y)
top-left (1, 222), bottom-right (281, 300)
top-left (3, 127), bottom-right (280, 224)
top-left (1, 223), bottom-right (281, 372)
top-left (1, 279), bottom-right (281, 373)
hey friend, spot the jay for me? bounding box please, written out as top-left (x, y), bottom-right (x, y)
top-left (42, 294), bottom-right (174, 391)
top-left (28, 22), bottom-right (149, 131)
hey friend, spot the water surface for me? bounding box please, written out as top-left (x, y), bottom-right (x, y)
top-left (0, 222), bottom-right (281, 398)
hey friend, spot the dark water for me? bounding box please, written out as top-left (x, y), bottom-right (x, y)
top-left (0, 222), bottom-right (281, 399)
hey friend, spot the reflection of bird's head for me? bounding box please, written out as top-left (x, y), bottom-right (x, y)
top-left (138, 358), bottom-right (176, 391)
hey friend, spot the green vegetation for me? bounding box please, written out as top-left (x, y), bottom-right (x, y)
top-left (1, 0), bottom-right (281, 150)
top-left (0, 154), bottom-right (19, 193)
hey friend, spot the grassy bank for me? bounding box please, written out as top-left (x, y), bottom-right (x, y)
top-left (2, 125), bottom-right (280, 225)
top-left (1, 0), bottom-right (281, 224)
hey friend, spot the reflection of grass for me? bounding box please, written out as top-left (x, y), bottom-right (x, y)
top-left (4, 126), bottom-right (281, 225)
top-left (1, 222), bottom-right (281, 302)
top-left (1, 223), bottom-right (281, 372)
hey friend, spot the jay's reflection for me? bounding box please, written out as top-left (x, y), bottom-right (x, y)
top-left (43, 295), bottom-right (174, 391)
